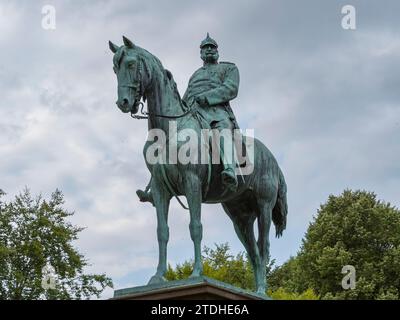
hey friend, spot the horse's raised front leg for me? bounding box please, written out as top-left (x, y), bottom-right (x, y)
top-left (185, 174), bottom-right (203, 278)
top-left (148, 178), bottom-right (171, 285)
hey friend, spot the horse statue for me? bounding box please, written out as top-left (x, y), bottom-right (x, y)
top-left (109, 36), bottom-right (288, 294)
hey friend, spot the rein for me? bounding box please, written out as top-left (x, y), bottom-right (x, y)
top-left (130, 100), bottom-right (195, 120)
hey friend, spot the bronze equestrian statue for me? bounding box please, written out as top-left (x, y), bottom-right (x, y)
top-left (109, 34), bottom-right (288, 294)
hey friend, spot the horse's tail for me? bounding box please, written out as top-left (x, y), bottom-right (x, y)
top-left (272, 168), bottom-right (288, 238)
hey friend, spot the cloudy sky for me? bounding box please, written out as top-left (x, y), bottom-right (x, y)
top-left (1, 0), bottom-right (399, 298)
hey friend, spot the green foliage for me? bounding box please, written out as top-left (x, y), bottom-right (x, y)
top-left (267, 287), bottom-right (319, 300)
top-left (268, 256), bottom-right (307, 293)
top-left (269, 189), bottom-right (400, 300)
top-left (0, 188), bottom-right (113, 299)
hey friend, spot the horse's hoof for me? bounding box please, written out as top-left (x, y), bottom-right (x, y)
top-left (256, 288), bottom-right (266, 295)
top-left (147, 274), bottom-right (166, 285)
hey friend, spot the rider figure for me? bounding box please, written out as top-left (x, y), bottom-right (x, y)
top-left (182, 33), bottom-right (240, 192)
top-left (137, 33), bottom-right (240, 203)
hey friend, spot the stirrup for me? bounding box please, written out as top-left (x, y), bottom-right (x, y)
top-left (221, 169), bottom-right (238, 192)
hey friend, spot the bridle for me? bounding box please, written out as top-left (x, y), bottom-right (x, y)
top-left (123, 57), bottom-right (195, 120)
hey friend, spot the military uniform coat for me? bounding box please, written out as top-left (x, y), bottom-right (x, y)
top-left (182, 61), bottom-right (240, 129)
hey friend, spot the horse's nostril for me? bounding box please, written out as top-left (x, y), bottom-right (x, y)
top-left (117, 99), bottom-right (130, 109)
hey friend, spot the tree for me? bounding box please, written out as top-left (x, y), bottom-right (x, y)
top-left (0, 188), bottom-right (113, 299)
top-left (268, 287), bottom-right (318, 300)
top-left (269, 189), bottom-right (400, 299)
top-left (268, 256), bottom-right (307, 293)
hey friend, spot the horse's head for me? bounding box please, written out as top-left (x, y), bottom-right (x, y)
top-left (109, 36), bottom-right (146, 114)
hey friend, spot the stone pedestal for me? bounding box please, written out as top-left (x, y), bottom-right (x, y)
top-left (112, 276), bottom-right (269, 300)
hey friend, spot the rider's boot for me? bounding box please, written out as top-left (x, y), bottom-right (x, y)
top-left (220, 138), bottom-right (238, 192)
top-left (136, 189), bottom-right (154, 205)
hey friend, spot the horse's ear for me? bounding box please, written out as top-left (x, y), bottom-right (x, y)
top-left (165, 69), bottom-right (173, 80)
top-left (122, 35), bottom-right (135, 48)
top-left (109, 41), bottom-right (119, 53)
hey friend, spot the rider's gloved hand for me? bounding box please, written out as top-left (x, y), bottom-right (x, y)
top-left (195, 95), bottom-right (209, 107)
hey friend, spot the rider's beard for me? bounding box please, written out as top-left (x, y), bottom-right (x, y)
top-left (201, 51), bottom-right (219, 64)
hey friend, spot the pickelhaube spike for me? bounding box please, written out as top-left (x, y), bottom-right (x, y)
top-left (200, 32), bottom-right (218, 48)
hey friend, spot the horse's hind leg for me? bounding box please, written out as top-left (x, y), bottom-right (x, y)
top-left (222, 202), bottom-right (263, 293)
top-left (148, 179), bottom-right (171, 285)
top-left (256, 197), bottom-right (274, 292)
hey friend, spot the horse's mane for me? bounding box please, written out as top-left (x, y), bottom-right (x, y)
top-left (134, 46), bottom-right (182, 103)
top-left (164, 69), bottom-right (182, 101)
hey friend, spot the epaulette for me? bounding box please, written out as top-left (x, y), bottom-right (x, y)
top-left (220, 61), bottom-right (235, 65)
